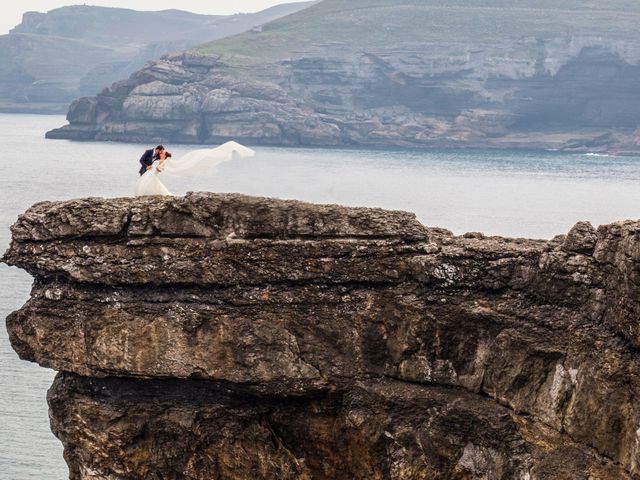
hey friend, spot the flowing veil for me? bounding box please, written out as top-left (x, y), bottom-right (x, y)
top-left (162, 141), bottom-right (255, 177)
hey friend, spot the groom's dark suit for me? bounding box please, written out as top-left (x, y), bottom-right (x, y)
top-left (139, 149), bottom-right (159, 176)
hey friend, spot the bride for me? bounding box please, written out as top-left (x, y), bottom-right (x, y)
top-left (135, 149), bottom-right (172, 196)
top-left (135, 141), bottom-right (255, 196)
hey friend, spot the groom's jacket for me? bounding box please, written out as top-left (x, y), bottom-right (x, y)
top-left (139, 149), bottom-right (158, 176)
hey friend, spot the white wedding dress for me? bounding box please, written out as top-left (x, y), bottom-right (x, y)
top-left (135, 160), bottom-right (172, 196)
top-left (134, 141), bottom-right (255, 196)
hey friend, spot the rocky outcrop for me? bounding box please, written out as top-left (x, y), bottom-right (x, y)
top-left (45, 1), bottom-right (640, 153)
top-left (4, 193), bottom-right (640, 479)
top-left (46, 44), bottom-right (640, 153)
top-left (46, 55), bottom-right (345, 145)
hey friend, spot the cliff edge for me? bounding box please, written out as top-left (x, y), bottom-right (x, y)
top-left (3, 193), bottom-right (640, 479)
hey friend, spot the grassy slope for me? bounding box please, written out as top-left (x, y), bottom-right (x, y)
top-left (195, 0), bottom-right (640, 62)
top-left (0, 3), bottom-right (316, 97)
top-left (13, 3), bottom-right (317, 48)
top-left (0, 34), bottom-right (124, 86)
top-left (12, 6), bottom-right (223, 46)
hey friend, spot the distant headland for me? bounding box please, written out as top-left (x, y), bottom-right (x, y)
top-left (45, 0), bottom-right (640, 154)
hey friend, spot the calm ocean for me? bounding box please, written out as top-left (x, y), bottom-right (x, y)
top-left (2, 113), bottom-right (640, 478)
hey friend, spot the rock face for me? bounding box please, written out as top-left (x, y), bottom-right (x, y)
top-left (4, 193), bottom-right (640, 479)
top-left (46, 0), bottom-right (640, 153)
top-left (45, 44), bottom-right (640, 153)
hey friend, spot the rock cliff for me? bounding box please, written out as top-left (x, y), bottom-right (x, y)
top-left (46, 0), bottom-right (640, 153)
top-left (4, 193), bottom-right (640, 479)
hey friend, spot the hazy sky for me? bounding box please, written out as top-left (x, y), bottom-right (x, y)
top-left (0, 1), bottom-right (309, 35)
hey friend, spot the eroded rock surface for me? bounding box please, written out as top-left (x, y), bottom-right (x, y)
top-left (45, 47), bottom-right (640, 153)
top-left (4, 193), bottom-right (640, 479)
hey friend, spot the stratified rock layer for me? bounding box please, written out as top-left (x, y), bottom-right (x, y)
top-left (4, 193), bottom-right (640, 479)
top-left (45, 47), bottom-right (640, 153)
top-left (45, 0), bottom-right (640, 153)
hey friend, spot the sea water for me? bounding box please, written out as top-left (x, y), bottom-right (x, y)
top-left (2, 113), bottom-right (640, 478)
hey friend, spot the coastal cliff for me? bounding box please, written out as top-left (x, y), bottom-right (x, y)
top-left (0, 3), bottom-right (313, 113)
top-left (4, 193), bottom-right (640, 479)
top-left (46, 0), bottom-right (640, 153)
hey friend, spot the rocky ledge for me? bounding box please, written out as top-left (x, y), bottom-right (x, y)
top-left (4, 193), bottom-right (640, 479)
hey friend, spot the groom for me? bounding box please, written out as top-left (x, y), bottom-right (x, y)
top-left (138, 145), bottom-right (164, 175)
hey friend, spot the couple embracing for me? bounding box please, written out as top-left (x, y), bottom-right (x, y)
top-left (135, 144), bottom-right (173, 196)
top-left (134, 141), bottom-right (257, 197)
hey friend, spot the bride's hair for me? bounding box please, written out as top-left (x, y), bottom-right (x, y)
top-left (165, 152), bottom-right (172, 158)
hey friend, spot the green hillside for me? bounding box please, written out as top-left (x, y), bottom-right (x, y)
top-left (0, 2), bottom-right (315, 112)
top-left (12, 3), bottom-right (316, 48)
top-left (11, 6), bottom-right (222, 47)
top-left (196, 0), bottom-right (640, 61)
